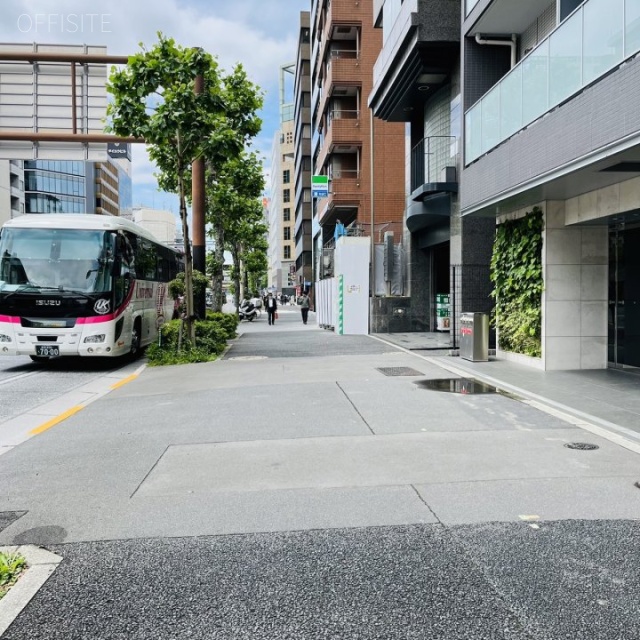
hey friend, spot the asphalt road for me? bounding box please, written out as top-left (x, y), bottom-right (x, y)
top-left (1, 313), bottom-right (639, 639)
top-left (2, 522), bottom-right (639, 640)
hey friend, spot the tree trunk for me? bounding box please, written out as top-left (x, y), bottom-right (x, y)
top-left (232, 244), bottom-right (241, 315)
top-left (242, 248), bottom-right (250, 298)
top-left (178, 171), bottom-right (196, 344)
top-left (211, 221), bottom-right (225, 313)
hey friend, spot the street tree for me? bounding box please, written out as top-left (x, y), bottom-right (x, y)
top-left (205, 151), bottom-right (265, 311)
top-left (226, 198), bottom-right (268, 309)
top-left (106, 33), bottom-right (262, 341)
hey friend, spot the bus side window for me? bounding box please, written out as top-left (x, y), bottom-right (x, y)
top-left (113, 234), bottom-right (134, 308)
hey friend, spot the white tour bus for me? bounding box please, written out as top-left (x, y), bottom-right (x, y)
top-left (0, 214), bottom-right (182, 361)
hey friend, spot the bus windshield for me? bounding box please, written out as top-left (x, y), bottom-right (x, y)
top-left (0, 227), bottom-right (114, 294)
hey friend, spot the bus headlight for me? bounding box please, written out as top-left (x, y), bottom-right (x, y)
top-left (0, 334), bottom-right (12, 342)
top-left (83, 334), bottom-right (106, 343)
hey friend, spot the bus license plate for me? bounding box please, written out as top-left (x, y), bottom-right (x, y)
top-left (36, 345), bottom-right (59, 357)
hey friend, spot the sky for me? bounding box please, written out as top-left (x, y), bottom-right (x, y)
top-left (0, 0), bottom-right (310, 216)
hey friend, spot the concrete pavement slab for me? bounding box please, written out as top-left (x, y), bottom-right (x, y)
top-left (337, 378), bottom-right (573, 434)
top-left (416, 476), bottom-right (640, 524)
top-left (1, 486), bottom-right (436, 543)
top-left (135, 428), bottom-right (640, 497)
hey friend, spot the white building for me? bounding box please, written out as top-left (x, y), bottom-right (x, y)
top-left (268, 63), bottom-right (296, 292)
top-left (132, 206), bottom-right (178, 246)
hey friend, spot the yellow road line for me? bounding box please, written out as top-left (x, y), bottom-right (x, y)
top-left (110, 373), bottom-right (139, 390)
top-left (29, 405), bottom-right (84, 436)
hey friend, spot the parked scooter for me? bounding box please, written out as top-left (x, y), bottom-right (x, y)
top-left (238, 298), bottom-right (258, 322)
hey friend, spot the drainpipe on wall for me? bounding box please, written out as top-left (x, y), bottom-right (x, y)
top-left (475, 33), bottom-right (517, 68)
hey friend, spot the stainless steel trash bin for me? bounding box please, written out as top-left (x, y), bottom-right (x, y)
top-left (460, 312), bottom-right (489, 362)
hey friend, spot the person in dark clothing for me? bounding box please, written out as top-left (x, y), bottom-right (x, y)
top-left (265, 292), bottom-right (278, 325)
top-left (297, 291), bottom-right (311, 324)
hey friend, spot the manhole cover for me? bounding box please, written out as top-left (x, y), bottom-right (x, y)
top-left (376, 367), bottom-right (424, 376)
top-left (413, 378), bottom-right (497, 394)
top-left (564, 442), bottom-right (599, 450)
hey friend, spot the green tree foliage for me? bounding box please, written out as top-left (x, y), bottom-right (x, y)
top-left (205, 151), bottom-right (266, 309)
top-left (490, 207), bottom-right (544, 357)
top-left (106, 33), bottom-right (262, 340)
top-left (168, 270), bottom-right (210, 302)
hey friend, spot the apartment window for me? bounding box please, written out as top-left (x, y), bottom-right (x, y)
top-left (283, 169), bottom-right (290, 184)
top-left (303, 188), bottom-right (311, 203)
top-left (286, 132), bottom-right (293, 143)
top-left (284, 226), bottom-right (291, 241)
top-left (284, 246), bottom-right (291, 259)
top-left (302, 124), bottom-right (311, 139)
top-left (283, 189), bottom-right (291, 203)
top-left (283, 208), bottom-right (291, 221)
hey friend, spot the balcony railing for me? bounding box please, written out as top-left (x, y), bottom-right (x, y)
top-left (465, 0), bottom-right (640, 164)
top-left (316, 110), bottom-right (361, 169)
top-left (327, 108), bottom-right (359, 124)
top-left (411, 136), bottom-right (458, 192)
top-left (465, 0), bottom-right (480, 16)
top-left (328, 168), bottom-right (360, 180)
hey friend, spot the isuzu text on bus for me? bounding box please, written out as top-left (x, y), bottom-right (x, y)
top-left (0, 214), bottom-right (182, 361)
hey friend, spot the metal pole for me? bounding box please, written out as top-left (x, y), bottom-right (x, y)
top-left (71, 62), bottom-right (77, 134)
top-left (0, 132), bottom-right (141, 142)
top-left (452, 265), bottom-right (457, 350)
top-left (369, 107), bottom-right (375, 306)
top-left (192, 73), bottom-right (206, 319)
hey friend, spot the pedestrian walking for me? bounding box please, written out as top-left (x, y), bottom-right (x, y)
top-left (297, 290), bottom-right (311, 324)
top-left (265, 292), bottom-right (278, 325)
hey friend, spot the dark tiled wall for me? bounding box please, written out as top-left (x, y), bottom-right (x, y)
top-left (463, 37), bottom-right (511, 110)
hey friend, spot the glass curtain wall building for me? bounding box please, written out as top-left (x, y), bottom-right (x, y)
top-left (24, 161), bottom-right (86, 214)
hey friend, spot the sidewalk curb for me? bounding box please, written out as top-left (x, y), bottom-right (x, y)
top-left (0, 545), bottom-right (63, 637)
top-left (369, 334), bottom-right (640, 457)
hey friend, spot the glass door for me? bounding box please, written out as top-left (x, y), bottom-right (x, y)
top-left (609, 225), bottom-right (640, 368)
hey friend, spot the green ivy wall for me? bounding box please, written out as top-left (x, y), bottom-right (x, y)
top-left (490, 208), bottom-right (544, 358)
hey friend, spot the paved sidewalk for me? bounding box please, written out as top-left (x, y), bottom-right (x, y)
top-left (374, 331), bottom-right (640, 438)
top-left (1, 316), bottom-right (640, 639)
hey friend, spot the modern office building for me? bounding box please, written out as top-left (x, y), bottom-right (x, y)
top-left (369, 0), bottom-right (495, 333)
top-left (268, 65), bottom-right (297, 293)
top-left (23, 160), bottom-right (87, 214)
top-left (293, 11), bottom-right (314, 290)
top-left (310, 0), bottom-right (406, 304)
top-left (0, 160), bottom-right (25, 226)
top-left (12, 154), bottom-right (132, 219)
top-left (461, 0), bottom-right (640, 370)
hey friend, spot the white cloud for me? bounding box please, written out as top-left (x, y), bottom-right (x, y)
top-left (0, 0), bottom-right (308, 196)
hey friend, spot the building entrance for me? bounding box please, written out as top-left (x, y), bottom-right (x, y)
top-left (432, 242), bottom-right (450, 331)
top-left (608, 225), bottom-right (640, 369)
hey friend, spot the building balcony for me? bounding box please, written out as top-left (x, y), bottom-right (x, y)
top-left (369, 0), bottom-right (460, 121)
top-left (464, 0), bottom-right (553, 32)
top-left (465, 0), bottom-right (640, 165)
top-left (317, 171), bottom-right (362, 225)
top-left (410, 136), bottom-right (458, 199)
top-left (316, 110), bottom-right (362, 172)
top-left (318, 51), bottom-right (360, 120)
top-left (315, 0), bottom-right (363, 70)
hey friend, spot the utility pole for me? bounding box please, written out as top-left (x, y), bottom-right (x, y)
top-left (192, 70), bottom-right (207, 319)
